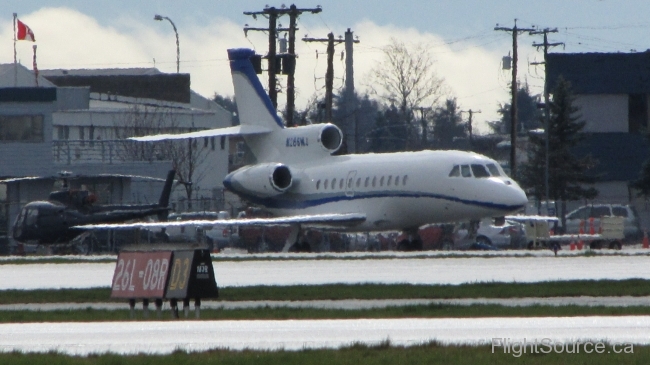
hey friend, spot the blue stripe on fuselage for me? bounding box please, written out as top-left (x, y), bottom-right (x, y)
top-left (223, 179), bottom-right (523, 212)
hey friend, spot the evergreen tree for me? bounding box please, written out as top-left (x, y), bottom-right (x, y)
top-left (630, 142), bottom-right (650, 197)
top-left (520, 77), bottom-right (598, 228)
top-left (489, 83), bottom-right (542, 134)
top-left (431, 98), bottom-right (467, 150)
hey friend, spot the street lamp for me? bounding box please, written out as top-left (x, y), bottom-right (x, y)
top-left (154, 14), bottom-right (179, 73)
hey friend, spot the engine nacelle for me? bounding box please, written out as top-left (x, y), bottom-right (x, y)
top-left (224, 163), bottom-right (295, 198)
top-left (284, 123), bottom-right (343, 155)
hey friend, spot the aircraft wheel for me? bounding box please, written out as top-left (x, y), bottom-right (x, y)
top-left (476, 236), bottom-right (492, 246)
top-left (412, 237), bottom-right (423, 251)
top-left (590, 241), bottom-right (603, 250)
top-left (609, 241), bottom-right (622, 250)
top-left (440, 239), bottom-right (454, 251)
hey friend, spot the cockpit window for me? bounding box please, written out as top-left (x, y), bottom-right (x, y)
top-left (449, 165), bottom-right (460, 177)
top-left (486, 163), bottom-right (501, 176)
top-left (26, 208), bottom-right (38, 226)
top-left (471, 164), bottom-right (490, 178)
top-left (461, 165), bottom-right (472, 177)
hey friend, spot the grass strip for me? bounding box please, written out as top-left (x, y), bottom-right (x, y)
top-left (0, 341), bottom-right (647, 364)
top-left (2, 280), bottom-right (650, 304)
top-left (0, 304), bottom-right (649, 322)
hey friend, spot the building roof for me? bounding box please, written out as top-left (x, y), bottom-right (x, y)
top-left (0, 63), bottom-right (56, 88)
top-left (546, 52), bottom-right (650, 94)
top-left (574, 133), bottom-right (650, 182)
top-left (40, 68), bottom-right (162, 77)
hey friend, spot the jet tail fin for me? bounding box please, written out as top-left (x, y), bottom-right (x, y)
top-left (157, 170), bottom-right (175, 221)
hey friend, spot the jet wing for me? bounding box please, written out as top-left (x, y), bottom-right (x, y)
top-left (129, 125), bottom-right (273, 142)
top-left (74, 213), bottom-right (366, 230)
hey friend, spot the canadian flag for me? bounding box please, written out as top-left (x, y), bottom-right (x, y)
top-left (16, 19), bottom-right (35, 42)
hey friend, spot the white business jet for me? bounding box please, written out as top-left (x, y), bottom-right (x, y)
top-left (79, 48), bottom-right (528, 251)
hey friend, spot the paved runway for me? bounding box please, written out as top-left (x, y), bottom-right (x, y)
top-left (2, 254), bottom-right (649, 354)
top-left (1, 254), bottom-right (650, 290)
top-left (1, 316), bottom-right (648, 355)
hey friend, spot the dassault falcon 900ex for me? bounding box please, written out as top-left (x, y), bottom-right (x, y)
top-left (77, 48), bottom-right (528, 251)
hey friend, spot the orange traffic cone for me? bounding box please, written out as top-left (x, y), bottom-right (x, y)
top-left (643, 231), bottom-right (649, 249)
top-left (570, 236), bottom-right (576, 251)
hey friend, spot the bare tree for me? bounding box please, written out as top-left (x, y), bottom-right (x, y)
top-left (367, 39), bottom-right (447, 148)
top-left (114, 105), bottom-right (210, 207)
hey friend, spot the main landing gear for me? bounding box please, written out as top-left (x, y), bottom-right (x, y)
top-left (284, 224), bottom-right (312, 253)
top-left (396, 230), bottom-right (423, 251)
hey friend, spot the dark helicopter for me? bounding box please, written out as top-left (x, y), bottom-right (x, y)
top-left (12, 170), bottom-right (176, 245)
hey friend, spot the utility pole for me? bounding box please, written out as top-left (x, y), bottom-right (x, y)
top-left (461, 109), bottom-right (481, 145)
top-left (303, 29), bottom-right (359, 148)
top-left (530, 27), bottom-right (562, 213)
top-left (495, 20), bottom-right (534, 178)
top-left (244, 5), bottom-right (322, 126)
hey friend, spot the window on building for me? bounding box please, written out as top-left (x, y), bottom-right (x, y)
top-left (0, 115), bottom-right (44, 142)
top-left (89, 125), bottom-right (95, 147)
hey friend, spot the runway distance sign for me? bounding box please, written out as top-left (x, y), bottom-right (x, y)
top-left (111, 251), bottom-right (172, 298)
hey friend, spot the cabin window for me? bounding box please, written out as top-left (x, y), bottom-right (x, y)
top-left (348, 178), bottom-right (353, 188)
top-left (324, 179), bottom-right (329, 189)
top-left (372, 176), bottom-right (377, 187)
top-left (387, 176), bottom-right (392, 186)
top-left (471, 164), bottom-right (490, 178)
top-left (395, 176), bottom-right (400, 186)
top-left (316, 180), bottom-right (321, 190)
top-left (380, 176), bottom-right (385, 187)
top-left (365, 177), bottom-right (370, 188)
top-left (449, 165), bottom-right (460, 177)
top-left (331, 178), bottom-right (337, 190)
top-left (339, 179), bottom-right (344, 189)
top-left (486, 163), bottom-right (500, 176)
top-left (461, 165), bottom-right (472, 177)
top-left (403, 175), bottom-right (408, 185)
top-left (356, 178), bottom-right (361, 188)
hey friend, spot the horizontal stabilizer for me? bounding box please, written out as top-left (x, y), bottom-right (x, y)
top-left (505, 215), bottom-right (559, 222)
top-left (129, 125), bottom-right (273, 142)
top-left (74, 212), bottom-right (367, 230)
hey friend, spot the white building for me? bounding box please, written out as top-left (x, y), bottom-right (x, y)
top-left (0, 63), bottom-right (233, 251)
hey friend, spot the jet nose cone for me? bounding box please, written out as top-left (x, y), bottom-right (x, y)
top-left (508, 183), bottom-right (528, 209)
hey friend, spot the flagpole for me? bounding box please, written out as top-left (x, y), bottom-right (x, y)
top-left (32, 45), bottom-right (38, 87)
top-left (13, 13), bottom-right (17, 86)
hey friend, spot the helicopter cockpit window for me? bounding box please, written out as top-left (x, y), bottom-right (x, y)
top-left (471, 164), bottom-right (490, 178)
top-left (25, 208), bottom-right (38, 226)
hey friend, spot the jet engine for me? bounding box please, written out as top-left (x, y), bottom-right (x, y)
top-left (317, 124), bottom-right (343, 153)
top-left (224, 163), bottom-right (295, 198)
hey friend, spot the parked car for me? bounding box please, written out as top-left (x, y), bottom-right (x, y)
top-left (475, 218), bottom-right (527, 249)
top-left (562, 204), bottom-right (642, 241)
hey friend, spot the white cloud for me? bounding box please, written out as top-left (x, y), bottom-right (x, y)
top-left (1, 7), bottom-right (540, 134)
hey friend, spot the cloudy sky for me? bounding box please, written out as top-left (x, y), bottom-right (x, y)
top-left (3, 0), bottom-right (650, 133)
